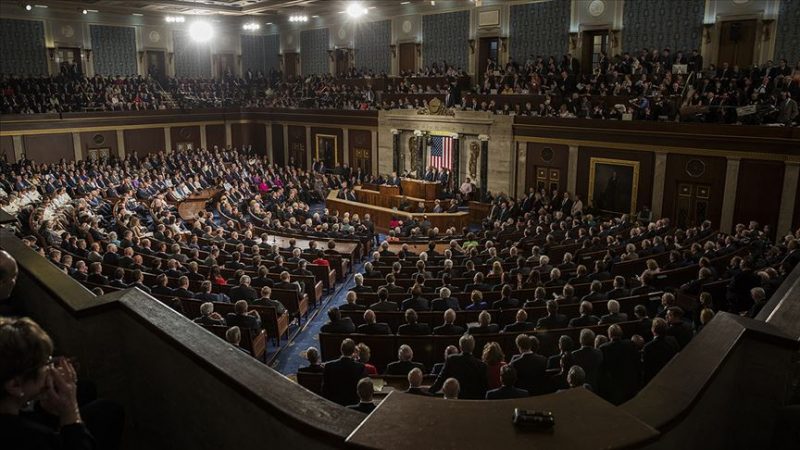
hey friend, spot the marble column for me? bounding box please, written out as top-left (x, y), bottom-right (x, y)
top-left (391, 129), bottom-right (400, 174)
top-left (72, 133), bottom-right (82, 161)
top-left (116, 130), bottom-right (126, 158)
top-left (264, 124), bottom-right (272, 161)
top-left (479, 134), bottom-right (489, 201)
top-left (567, 145), bottom-right (578, 195)
top-left (515, 142), bottom-right (526, 198)
top-left (776, 161), bottom-right (800, 239)
top-left (720, 157), bottom-right (741, 234)
top-left (12, 135), bottom-right (23, 161)
top-left (305, 126), bottom-right (312, 171)
top-left (164, 127), bottom-right (172, 153)
top-left (452, 134), bottom-right (460, 192)
top-left (651, 152), bottom-right (668, 219)
top-left (200, 125), bottom-right (207, 150)
top-left (282, 125), bottom-right (289, 166)
top-left (225, 122), bottom-right (233, 148)
top-left (370, 129), bottom-right (378, 175)
top-left (342, 128), bottom-right (350, 166)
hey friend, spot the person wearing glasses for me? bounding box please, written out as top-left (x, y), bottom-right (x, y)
top-left (0, 316), bottom-right (95, 449)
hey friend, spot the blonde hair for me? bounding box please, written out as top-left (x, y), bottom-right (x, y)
top-left (482, 341), bottom-right (505, 365)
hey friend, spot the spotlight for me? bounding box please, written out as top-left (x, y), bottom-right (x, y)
top-left (346, 2), bottom-right (367, 18)
top-left (82, 9), bottom-right (88, 14)
top-left (165, 16), bottom-right (185, 23)
top-left (289, 14), bottom-right (308, 23)
top-left (188, 21), bottom-right (214, 43)
top-left (243, 22), bottom-right (260, 31)
top-left (25, 4), bottom-right (32, 11)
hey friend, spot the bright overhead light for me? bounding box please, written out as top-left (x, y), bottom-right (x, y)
top-left (430, 0), bottom-right (435, 5)
top-left (33, 4), bottom-right (47, 8)
top-left (82, 9), bottom-right (88, 14)
top-left (188, 21), bottom-right (214, 42)
top-left (243, 22), bottom-right (261, 31)
top-left (265, 22), bottom-right (273, 25)
top-left (25, 4), bottom-right (32, 10)
top-left (132, 13), bottom-right (143, 16)
top-left (401, 1), bottom-right (410, 4)
top-left (311, 15), bottom-right (319, 18)
top-left (346, 2), bottom-right (368, 18)
top-left (289, 14), bottom-right (308, 22)
top-left (165, 15), bottom-right (185, 23)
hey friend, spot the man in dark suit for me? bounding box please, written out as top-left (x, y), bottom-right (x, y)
top-left (356, 309), bottom-right (392, 335)
top-left (428, 335), bottom-right (488, 400)
top-left (571, 328), bottom-right (604, 391)
top-left (107, 268), bottom-right (128, 289)
top-left (599, 324), bottom-right (640, 405)
top-left (229, 275), bottom-right (258, 303)
top-left (581, 281), bottom-right (607, 302)
top-left (397, 309), bottom-right (431, 335)
top-left (606, 276), bottom-right (630, 300)
top-left (351, 274), bottom-right (373, 293)
top-left (433, 309), bottom-right (465, 335)
top-left (536, 300), bottom-right (569, 329)
top-left (339, 290), bottom-right (365, 312)
top-left (252, 286), bottom-right (287, 316)
top-left (665, 307), bottom-right (694, 350)
top-left (86, 262), bottom-right (109, 286)
top-left (405, 367), bottom-right (433, 396)
top-left (150, 273), bottom-right (174, 297)
top-left (369, 287), bottom-right (399, 312)
top-left (384, 344), bottom-right (426, 375)
top-left (320, 307), bottom-right (356, 334)
top-left (727, 259), bottom-right (761, 313)
top-left (195, 280), bottom-right (230, 303)
top-left (401, 287), bottom-right (430, 311)
top-left (192, 301), bottom-right (226, 326)
top-left (502, 309), bottom-right (536, 333)
top-left (172, 276), bottom-right (196, 299)
top-left (599, 299), bottom-right (629, 325)
top-left (467, 310), bottom-right (500, 334)
top-left (492, 284), bottom-right (520, 310)
top-left (346, 377), bottom-right (377, 414)
top-left (322, 338), bottom-right (368, 406)
top-left (485, 365), bottom-right (529, 400)
top-left (380, 274), bottom-right (406, 294)
top-left (569, 301), bottom-right (600, 327)
top-left (642, 318), bottom-right (679, 383)
top-left (431, 287), bottom-right (460, 311)
top-left (251, 265), bottom-right (274, 288)
top-left (225, 300), bottom-right (262, 330)
top-left (127, 270), bottom-right (151, 294)
top-left (509, 334), bottom-right (548, 395)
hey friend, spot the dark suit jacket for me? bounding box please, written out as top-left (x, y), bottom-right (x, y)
top-left (405, 387), bottom-right (433, 396)
top-left (346, 402), bottom-right (376, 414)
top-left (536, 313), bottom-right (569, 329)
top-left (568, 314), bottom-right (600, 327)
top-left (322, 357), bottom-right (368, 406)
top-left (606, 288), bottom-right (630, 300)
top-left (384, 360), bottom-right (425, 376)
top-left (357, 322), bottom-right (392, 335)
top-left (428, 352), bottom-right (488, 399)
top-left (172, 287), bottom-right (195, 299)
top-left (401, 297), bottom-right (430, 311)
top-left (433, 323), bottom-right (465, 335)
top-left (502, 321), bottom-right (536, 333)
top-left (398, 323), bottom-right (431, 335)
top-left (369, 301), bottom-right (399, 311)
top-left (229, 285), bottom-right (258, 302)
top-left (430, 297), bottom-right (461, 311)
top-left (571, 346), bottom-right (604, 390)
top-left (225, 313), bottom-right (261, 330)
top-left (599, 339), bottom-right (641, 405)
top-left (509, 352), bottom-right (548, 395)
top-left (87, 273), bottom-right (109, 285)
top-left (466, 324), bottom-right (500, 335)
top-left (320, 318), bottom-right (356, 334)
top-left (666, 321), bottom-right (694, 350)
top-left (485, 385), bottom-right (530, 400)
top-left (599, 312), bottom-right (629, 325)
top-left (642, 335), bottom-right (679, 383)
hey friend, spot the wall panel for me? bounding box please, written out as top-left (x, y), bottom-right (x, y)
top-left (231, 123), bottom-right (267, 155)
top-left (23, 134), bottom-right (73, 164)
top-left (300, 28), bottom-right (330, 76)
top-left (576, 147), bottom-right (654, 214)
top-left (509, 1), bottom-right (569, 63)
top-left (123, 128), bottom-right (166, 156)
top-left (733, 159), bottom-right (784, 238)
top-left (79, 130), bottom-right (119, 159)
top-left (622, 0), bottom-right (704, 53)
top-left (525, 142), bottom-right (569, 194)
top-left (89, 25), bottom-right (138, 76)
top-left (287, 125), bottom-right (307, 168)
top-left (241, 34), bottom-right (280, 75)
top-left (0, 18), bottom-right (47, 76)
top-left (0, 136), bottom-right (15, 163)
top-left (206, 124), bottom-right (226, 150)
top-left (170, 126), bottom-right (202, 151)
top-left (662, 153), bottom-right (726, 229)
top-left (775, 0), bottom-right (800, 64)
top-left (271, 124), bottom-right (285, 167)
top-left (354, 20), bottom-right (391, 74)
top-left (173, 31), bottom-right (212, 78)
top-left (422, 11), bottom-right (469, 71)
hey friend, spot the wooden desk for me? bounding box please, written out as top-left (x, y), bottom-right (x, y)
top-left (401, 178), bottom-right (441, 201)
top-left (379, 184), bottom-right (400, 197)
top-left (354, 186), bottom-right (437, 211)
top-left (327, 190), bottom-right (470, 233)
top-left (346, 389), bottom-right (658, 450)
top-left (177, 188), bottom-right (221, 221)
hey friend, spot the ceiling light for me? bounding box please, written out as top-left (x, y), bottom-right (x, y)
top-left (132, 13), bottom-right (143, 16)
top-left (311, 15), bottom-right (319, 18)
top-left (25, 4), bottom-right (32, 11)
top-left (346, 2), bottom-right (368, 18)
top-left (33, 4), bottom-right (47, 8)
top-left (289, 14), bottom-right (308, 22)
top-left (401, 1), bottom-right (410, 4)
top-left (188, 21), bottom-right (214, 42)
top-left (431, 0), bottom-right (435, 5)
top-left (87, 9), bottom-right (98, 12)
top-left (265, 22), bottom-right (273, 25)
top-left (165, 16), bottom-right (186, 23)
top-left (82, 9), bottom-right (88, 14)
top-left (243, 22), bottom-right (261, 31)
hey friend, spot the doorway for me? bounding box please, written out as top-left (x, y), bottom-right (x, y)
top-left (717, 20), bottom-right (757, 67)
top-left (398, 43), bottom-right (416, 74)
top-left (146, 50), bottom-right (166, 82)
top-left (477, 36), bottom-right (500, 85)
top-left (673, 182), bottom-right (711, 229)
top-left (283, 53), bottom-right (299, 80)
top-left (581, 30), bottom-right (609, 75)
top-left (531, 167), bottom-right (561, 193)
top-left (56, 47), bottom-right (82, 76)
top-left (216, 53), bottom-right (235, 78)
top-left (335, 49), bottom-right (350, 76)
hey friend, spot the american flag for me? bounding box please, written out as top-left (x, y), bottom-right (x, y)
top-left (429, 135), bottom-right (453, 170)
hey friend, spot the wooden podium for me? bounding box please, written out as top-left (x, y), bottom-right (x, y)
top-left (400, 178), bottom-right (441, 201)
top-left (379, 184), bottom-right (400, 197)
